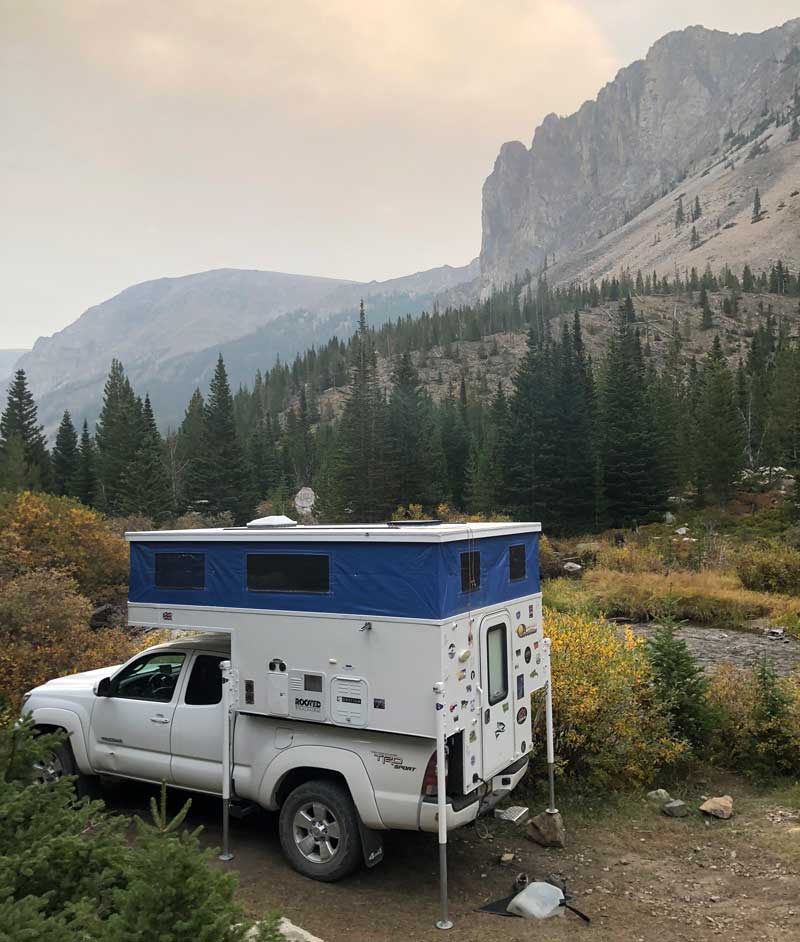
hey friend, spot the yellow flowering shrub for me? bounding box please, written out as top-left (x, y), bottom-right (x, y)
top-left (532, 608), bottom-right (686, 788)
top-left (0, 570), bottom-right (140, 714)
top-left (0, 491), bottom-right (127, 603)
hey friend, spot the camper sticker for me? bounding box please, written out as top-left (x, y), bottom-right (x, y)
top-left (494, 721), bottom-right (506, 739)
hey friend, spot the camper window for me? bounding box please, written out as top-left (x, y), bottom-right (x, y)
top-left (486, 623), bottom-right (508, 705)
top-left (509, 544), bottom-right (526, 582)
top-left (155, 552), bottom-right (205, 590)
top-left (246, 553), bottom-right (330, 594)
top-left (460, 551), bottom-right (480, 592)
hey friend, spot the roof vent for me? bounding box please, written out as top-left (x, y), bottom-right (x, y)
top-left (246, 515), bottom-right (298, 529)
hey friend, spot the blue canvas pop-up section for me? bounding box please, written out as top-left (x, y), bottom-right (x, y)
top-left (128, 533), bottom-right (540, 621)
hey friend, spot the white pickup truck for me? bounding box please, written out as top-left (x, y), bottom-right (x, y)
top-left (23, 632), bottom-right (529, 881)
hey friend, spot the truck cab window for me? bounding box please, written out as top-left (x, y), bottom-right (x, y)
top-left (113, 652), bottom-right (186, 702)
top-left (486, 623), bottom-right (508, 705)
top-left (184, 655), bottom-right (226, 705)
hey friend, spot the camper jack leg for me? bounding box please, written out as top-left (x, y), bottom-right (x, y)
top-left (433, 681), bottom-right (453, 930)
top-left (544, 640), bottom-right (557, 815)
top-left (219, 660), bottom-right (239, 862)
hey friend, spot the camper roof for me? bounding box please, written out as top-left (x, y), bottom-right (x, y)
top-left (125, 521), bottom-right (541, 544)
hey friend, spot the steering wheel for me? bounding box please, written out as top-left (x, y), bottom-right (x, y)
top-left (147, 668), bottom-right (174, 700)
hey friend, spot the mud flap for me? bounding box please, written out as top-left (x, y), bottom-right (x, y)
top-left (358, 819), bottom-right (384, 868)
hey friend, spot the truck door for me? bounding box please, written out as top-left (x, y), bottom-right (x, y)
top-left (479, 614), bottom-right (514, 778)
top-left (89, 650), bottom-right (187, 783)
top-left (170, 653), bottom-right (226, 793)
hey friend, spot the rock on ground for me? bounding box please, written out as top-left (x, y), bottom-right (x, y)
top-left (647, 789), bottom-right (672, 805)
top-left (662, 800), bottom-right (689, 818)
top-left (527, 810), bottom-right (566, 848)
top-left (700, 796), bottom-right (734, 819)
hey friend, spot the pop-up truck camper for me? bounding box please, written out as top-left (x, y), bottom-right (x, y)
top-left (23, 516), bottom-right (554, 927)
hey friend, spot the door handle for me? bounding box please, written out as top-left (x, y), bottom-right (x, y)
top-left (150, 715), bottom-right (170, 725)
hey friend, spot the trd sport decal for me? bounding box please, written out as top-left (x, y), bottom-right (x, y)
top-left (372, 751), bottom-right (417, 772)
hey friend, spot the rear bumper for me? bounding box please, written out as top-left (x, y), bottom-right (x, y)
top-left (418, 755), bottom-right (529, 833)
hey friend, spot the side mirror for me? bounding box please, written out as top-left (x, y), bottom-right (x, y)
top-left (94, 677), bottom-right (112, 697)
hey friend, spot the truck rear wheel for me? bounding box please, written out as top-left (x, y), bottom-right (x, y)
top-left (278, 779), bottom-right (362, 882)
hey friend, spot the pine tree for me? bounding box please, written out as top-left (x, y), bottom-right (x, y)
top-left (247, 410), bottom-right (282, 505)
top-left (646, 620), bottom-right (713, 747)
top-left (674, 196), bottom-right (685, 228)
top-left (789, 114), bottom-right (800, 142)
top-left (600, 317), bottom-right (665, 526)
top-left (386, 353), bottom-right (426, 508)
top-left (120, 395), bottom-right (173, 522)
top-left (333, 303), bottom-right (388, 520)
top-left (0, 435), bottom-right (31, 492)
top-left (72, 420), bottom-right (98, 506)
top-left (692, 195), bottom-right (702, 221)
top-left (690, 225), bottom-right (700, 250)
top-left (194, 356), bottom-right (253, 522)
top-left (752, 187), bottom-right (762, 222)
top-left (95, 360), bottom-right (143, 515)
top-left (696, 338), bottom-right (743, 503)
top-left (0, 369), bottom-right (50, 489)
top-left (177, 389), bottom-right (207, 509)
top-left (700, 285), bottom-right (713, 329)
top-left (51, 411), bottom-right (79, 496)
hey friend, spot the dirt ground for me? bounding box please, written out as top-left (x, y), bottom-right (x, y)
top-left (105, 776), bottom-right (800, 942)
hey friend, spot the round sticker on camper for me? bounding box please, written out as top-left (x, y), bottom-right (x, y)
top-left (448, 643), bottom-right (456, 660)
top-left (516, 706), bottom-right (528, 724)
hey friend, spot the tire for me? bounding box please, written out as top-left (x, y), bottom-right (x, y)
top-left (32, 735), bottom-right (97, 799)
top-left (278, 779), bottom-right (362, 882)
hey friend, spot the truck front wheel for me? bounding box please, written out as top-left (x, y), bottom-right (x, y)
top-left (278, 779), bottom-right (362, 881)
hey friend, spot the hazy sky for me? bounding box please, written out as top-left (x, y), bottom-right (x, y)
top-left (2, 1), bottom-right (798, 349)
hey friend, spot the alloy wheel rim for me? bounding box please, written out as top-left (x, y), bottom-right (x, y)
top-left (32, 752), bottom-right (65, 785)
top-left (292, 801), bottom-right (341, 863)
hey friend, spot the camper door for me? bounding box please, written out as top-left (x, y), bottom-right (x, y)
top-left (479, 612), bottom-right (514, 777)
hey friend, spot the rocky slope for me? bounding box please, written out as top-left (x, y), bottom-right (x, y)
top-left (480, 19), bottom-right (800, 289)
top-left (13, 260), bottom-right (478, 434)
top-left (0, 350), bottom-right (28, 385)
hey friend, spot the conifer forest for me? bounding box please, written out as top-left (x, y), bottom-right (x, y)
top-left (2, 260), bottom-right (800, 533)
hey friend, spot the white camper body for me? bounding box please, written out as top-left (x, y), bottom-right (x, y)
top-left (126, 521), bottom-right (546, 798)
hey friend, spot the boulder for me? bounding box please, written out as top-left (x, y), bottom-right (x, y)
top-left (662, 799), bottom-right (689, 818)
top-left (699, 796), bottom-right (734, 819)
top-left (527, 811), bottom-right (566, 848)
top-left (563, 562), bottom-right (582, 574)
top-left (646, 788), bottom-right (672, 805)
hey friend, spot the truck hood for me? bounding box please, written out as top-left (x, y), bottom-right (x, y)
top-left (33, 664), bottom-right (121, 694)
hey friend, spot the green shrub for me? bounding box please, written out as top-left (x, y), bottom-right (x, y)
top-left (0, 719), bottom-right (272, 941)
top-left (707, 660), bottom-right (800, 777)
top-left (734, 543), bottom-right (800, 595)
top-left (645, 620), bottom-right (715, 748)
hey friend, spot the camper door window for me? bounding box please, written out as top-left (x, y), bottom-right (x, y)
top-left (486, 623), bottom-right (509, 705)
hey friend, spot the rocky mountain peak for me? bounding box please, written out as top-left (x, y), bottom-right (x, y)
top-left (480, 19), bottom-right (800, 288)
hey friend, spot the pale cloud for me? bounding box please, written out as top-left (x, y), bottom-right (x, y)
top-left (60, 0), bottom-right (618, 127)
top-left (2, 1), bottom-right (798, 348)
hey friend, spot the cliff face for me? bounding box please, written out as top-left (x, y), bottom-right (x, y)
top-left (480, 20), bottom-right (800, 287)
